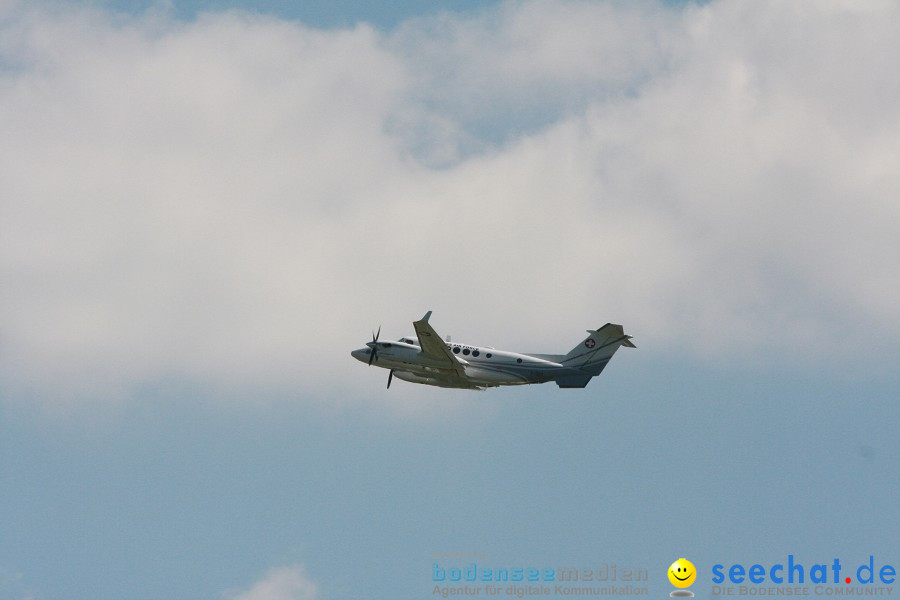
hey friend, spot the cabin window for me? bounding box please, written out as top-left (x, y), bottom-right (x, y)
top-left (516, 358), bottom-right (522, 363)
top-left (453, 347), bottom-right (460, 354)
top-left (486, 353), bottom-right (492, 358)
top-left (472, 350), bottom-right (480, 357)
top-left (463, 348), bottom-right (470, 355)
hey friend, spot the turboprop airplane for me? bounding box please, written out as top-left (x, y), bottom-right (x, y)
top-left (351, 311), bottom-right (635, 390)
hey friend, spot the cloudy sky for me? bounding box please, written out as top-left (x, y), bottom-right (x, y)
top-left (1, 0), bottom-right (898, 599)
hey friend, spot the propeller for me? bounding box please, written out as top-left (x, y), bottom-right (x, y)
top-left (367, 325), bottom-right (381, 366)
top-left (366, 326), bottom-right (395, 391)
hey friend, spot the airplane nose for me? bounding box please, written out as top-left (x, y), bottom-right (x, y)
top-left (351, 348), bottom-right (367, 362)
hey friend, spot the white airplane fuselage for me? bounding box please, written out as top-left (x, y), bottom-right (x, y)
top-left (352, 340), bottom-right (566, 388)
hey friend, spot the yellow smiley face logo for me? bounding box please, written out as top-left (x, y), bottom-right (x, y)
top-left (668, 558), bottom-right (696, 588)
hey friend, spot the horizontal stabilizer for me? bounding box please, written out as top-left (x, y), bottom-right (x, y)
top-left (563, 323), bottom-right (634, 365)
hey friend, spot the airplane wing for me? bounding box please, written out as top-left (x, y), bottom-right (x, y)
top-left (413, 311), bottom-right (467, 378)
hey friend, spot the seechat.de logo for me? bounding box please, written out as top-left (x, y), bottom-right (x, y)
top-left (711, 556), bottom-right (896, 585)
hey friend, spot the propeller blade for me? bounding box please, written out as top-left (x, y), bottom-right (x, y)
top-left (368, 325), bottom-right (382, 366)
top-left (387, 369), bottom-right (394, 389)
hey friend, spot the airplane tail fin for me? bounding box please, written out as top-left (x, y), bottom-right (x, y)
top-left (556, 323), bottom-right (635, 388)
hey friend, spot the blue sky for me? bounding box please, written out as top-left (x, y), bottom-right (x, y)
top-left (1, 1), bottom-right (898, 599)
top-left (98, 0), bottom-right (502, 29)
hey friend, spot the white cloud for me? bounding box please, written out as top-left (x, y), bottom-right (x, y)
top-left (224, 565), bottom-right (317, 600)
top-left (1, 0), bottom-right (898, 408)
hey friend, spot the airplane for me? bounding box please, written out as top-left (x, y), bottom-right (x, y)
top-left (351, 311), bottom-right (635, 390)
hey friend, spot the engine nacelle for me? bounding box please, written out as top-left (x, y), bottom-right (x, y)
top-left (391, 371), bottom-right (483, 389)
top-left (391, 371), bottom-right (436, 385)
